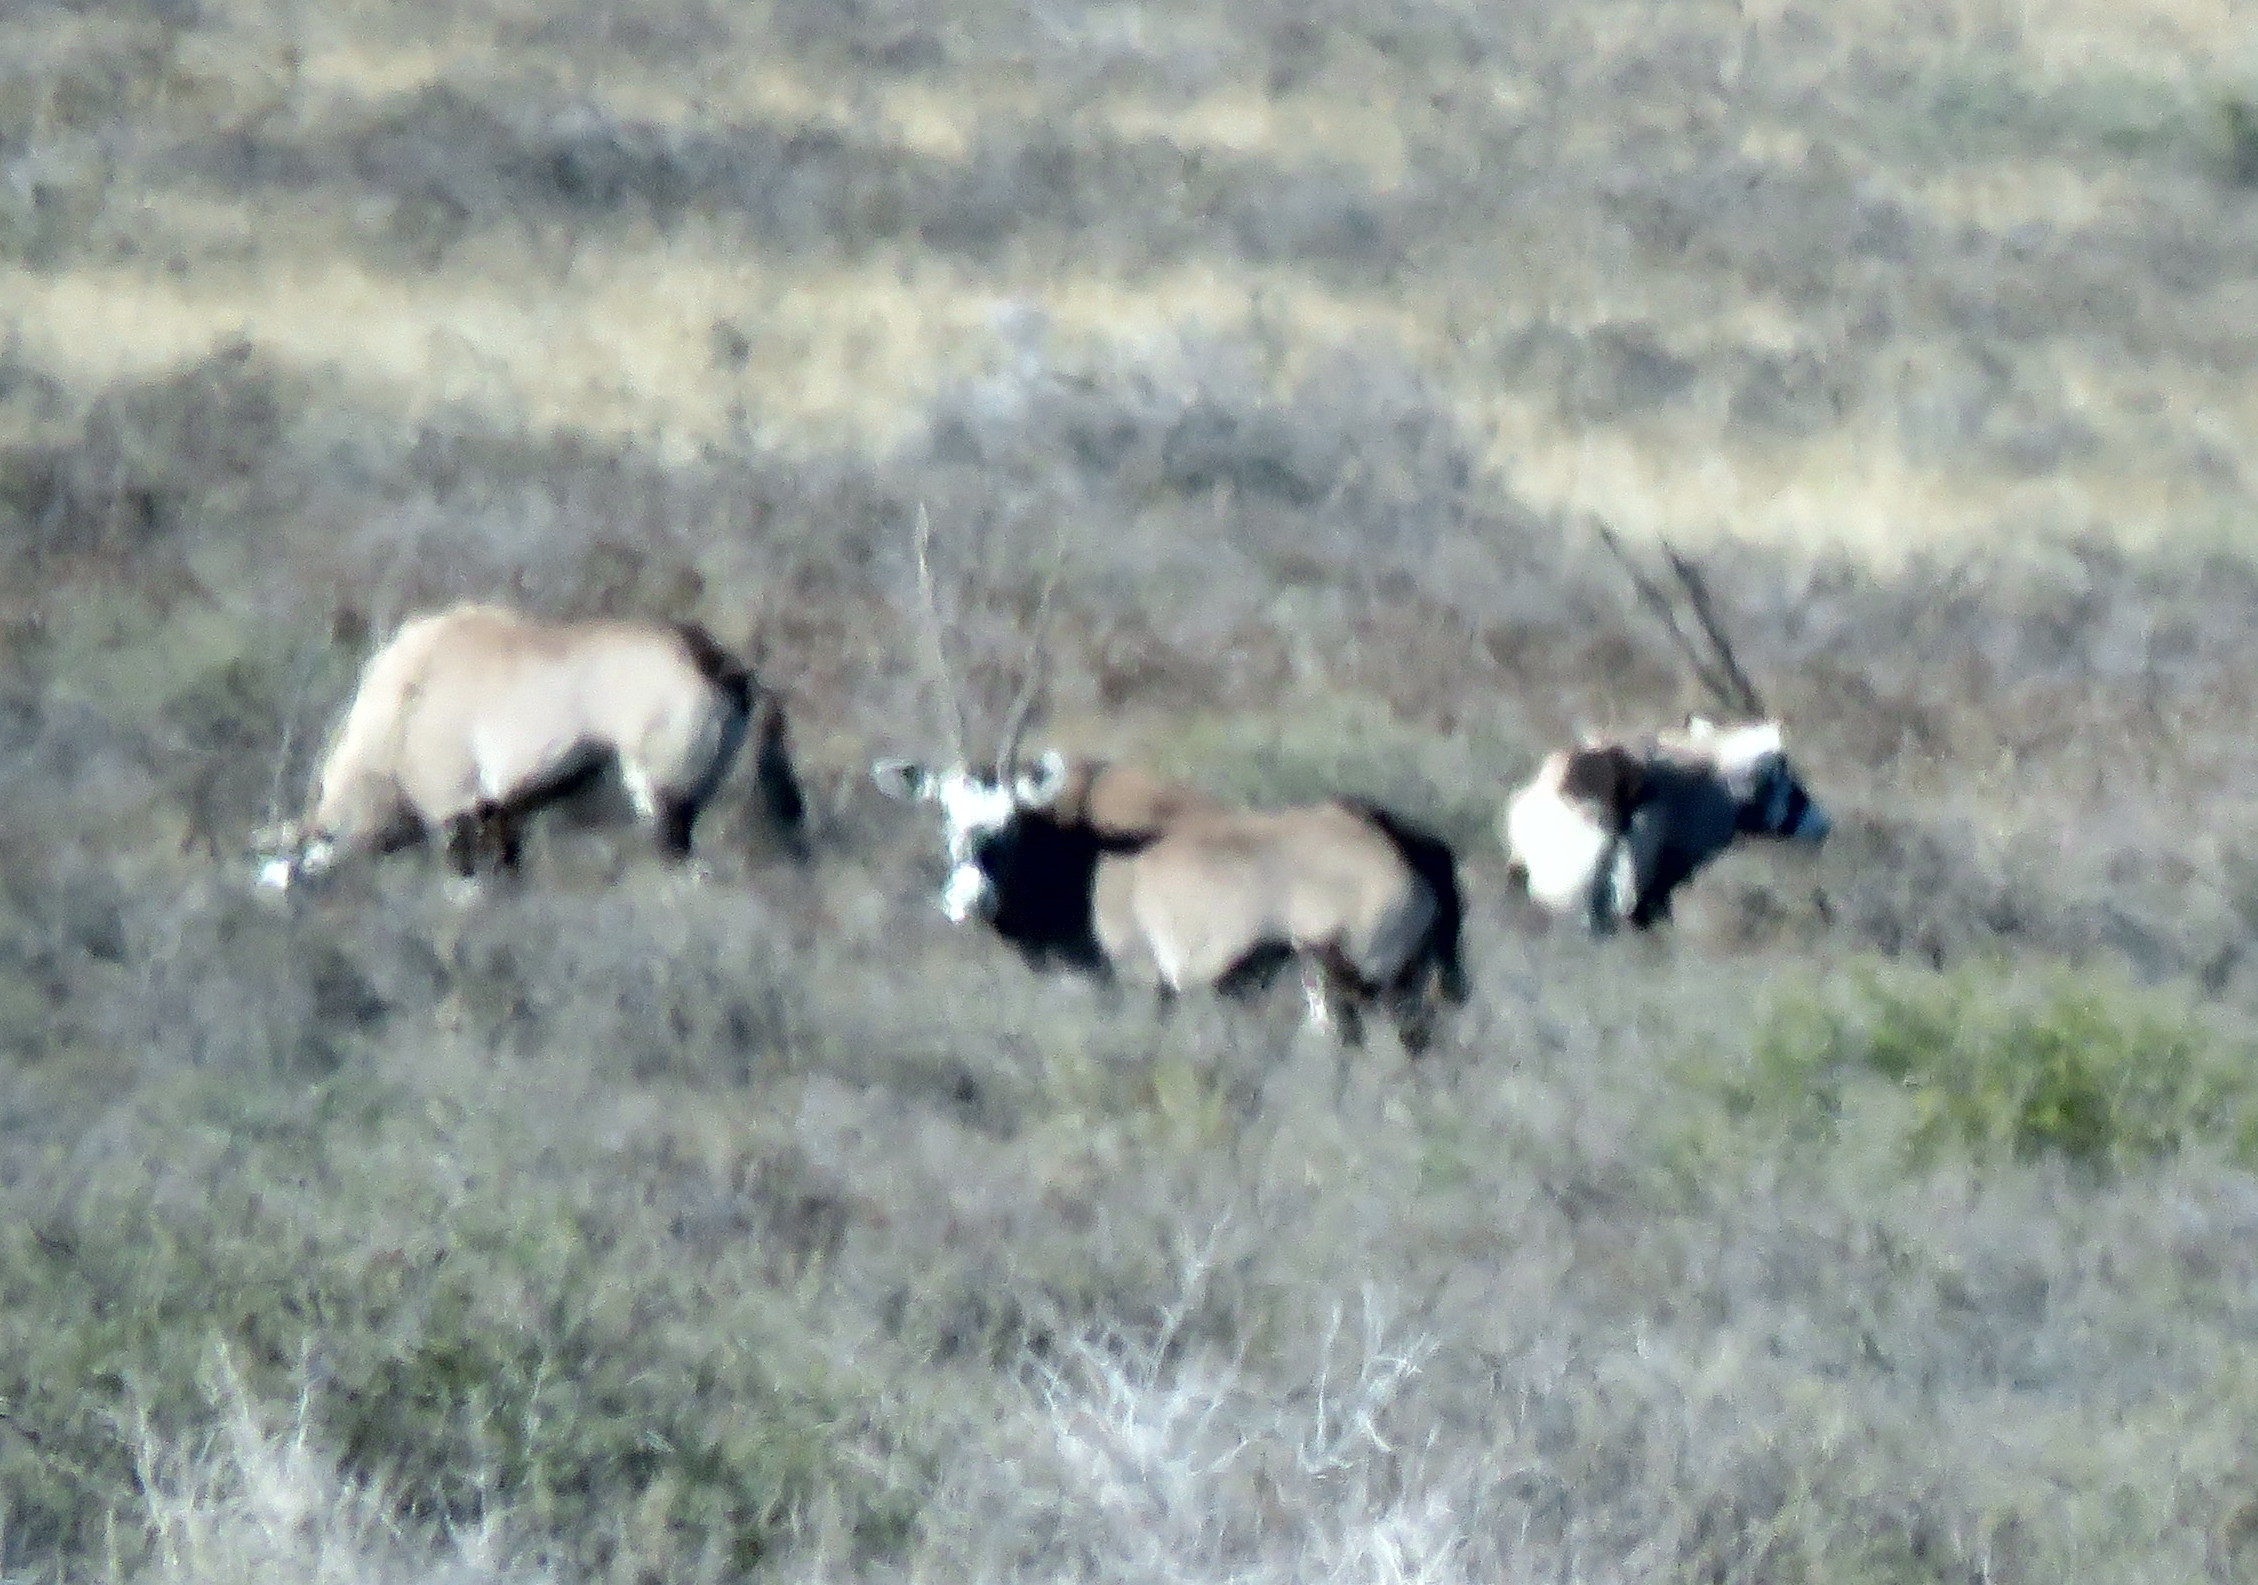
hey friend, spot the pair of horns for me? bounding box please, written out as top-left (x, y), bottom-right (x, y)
top-left (914, 503), bottom-right (1765, 766)
top-left (1591, 518), bottom-right (1768, 720)
top-left (910, 503), bottom-right (1059, 781)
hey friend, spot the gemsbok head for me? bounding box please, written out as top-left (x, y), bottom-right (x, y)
top-left (871, 507), bottom-right (1468, 1050)
top-left (1503, 526), bottom-right (1831, 935)
top-left (253, 602), bottom-right (804, 891)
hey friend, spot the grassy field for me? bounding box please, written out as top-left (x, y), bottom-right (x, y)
top-left (3, 0), bottom-right (2257, 1580)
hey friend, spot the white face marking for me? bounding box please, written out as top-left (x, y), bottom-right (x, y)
top-left (880, 751), bottom-right (1072, 924)
top-left (1708, 722), bottom-right (1785, 776)
top-left (299, 837), bottom-right (338, 877)
top-left (256, 857), bottom-right (295, 891)
top-left (940, 863), bottom-right (991, 923)
top-left (909, 768), bottom-right (1019, 924)
top-left (932, 773), bottom-right (1018, 860)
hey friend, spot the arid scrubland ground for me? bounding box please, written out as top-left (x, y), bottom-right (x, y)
top-left (3, 0), bottom-right (2258, 1580)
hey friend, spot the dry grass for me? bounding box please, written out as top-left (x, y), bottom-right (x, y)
top-left (2, 0), bottom-right (2258, 1580)
top-left (119, 1350), bottom-right (539, 1585)
top-left (5, 0), bottom-right (2252, 552)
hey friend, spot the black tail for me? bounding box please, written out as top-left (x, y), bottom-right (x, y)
top-left (673, 621), bottom-right (807, 853)
top-left (752, 694), bottom-right (809, 855)
top-left (671, 620), bottom-right (753, 716)
top-left (1347, 801), bottom-right (1471, 1006)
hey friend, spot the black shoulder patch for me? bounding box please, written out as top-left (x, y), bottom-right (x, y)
top-left (1559, 745), bottom-right (1646, 828)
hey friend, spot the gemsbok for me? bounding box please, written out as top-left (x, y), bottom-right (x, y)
top-left (254, 602), bottom-right (804, 890)
top-left (1503, 527), bottom-right (1832, 934)
top-left (871, 508), bottom-right (1468, 1050)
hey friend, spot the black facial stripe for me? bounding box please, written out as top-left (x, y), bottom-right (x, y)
top-left (1773, 782), bottom-right (1809, 833)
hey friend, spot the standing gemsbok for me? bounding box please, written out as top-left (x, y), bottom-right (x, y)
top-left (1503, 527), bottom-right (1831, 934)
top-left (254, 602), bottom-right (804, 890)
top-left (871, 508), bottom-right (1468, 1050)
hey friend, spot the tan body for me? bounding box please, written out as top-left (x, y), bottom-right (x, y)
top-left (1094, 800), bottom-right (1431, 996)
top-left (874, 752), bottom-right (1468, 1050)
top-left (878, 505), bottom-right (1464, 1045)
top-left (263, 602), bottom-right (797, 886)
top-left (1048, 758), bottom-right (1230, 838)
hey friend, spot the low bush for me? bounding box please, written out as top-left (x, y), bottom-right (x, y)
top-left (1726, 961), bottom-right (2258, 1173)
top-left (0, 1070), bottom-right (923, 1580)
top-left (115, 1345), bottom-right (538, 1585)
top-left (2229, 98), bottom-right (2258, 185)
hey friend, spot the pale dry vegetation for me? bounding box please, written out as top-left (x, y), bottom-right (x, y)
top-left (3, 0), bottom-right (2258, 1581)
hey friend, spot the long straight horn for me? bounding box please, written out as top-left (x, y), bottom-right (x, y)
top-left (1659, 540), bottom-right (1768, 718)
top-left (1592, 519), bottom-right (1764, 718)
top-left (992, 541), bottom-right (1063, 783)
top-left (912, 502), bottom-right (971, 767)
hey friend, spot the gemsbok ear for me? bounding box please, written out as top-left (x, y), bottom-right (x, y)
top-left (1013, 748), bottom-right (1069, 806)
top-left (870, 759), bottom-right (932, 803)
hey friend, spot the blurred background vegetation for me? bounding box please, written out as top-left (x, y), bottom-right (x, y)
top-left (2, 0), bottom-right (2256, 1580)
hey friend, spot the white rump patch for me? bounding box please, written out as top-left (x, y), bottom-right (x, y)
top-left (1505, 783), bottom-right (1617, 915)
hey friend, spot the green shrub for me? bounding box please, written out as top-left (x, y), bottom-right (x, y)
top-left (2228, 98), bottom-right (2258, 185)
top-left (1149, 700), bottom-right (1516, 853)
top-left (1729, 962), bottom-right (2258, 1173)
top-left (0, 1074), bottom-right (924, 1579)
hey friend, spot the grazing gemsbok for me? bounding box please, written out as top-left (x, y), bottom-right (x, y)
top-left (1503, 527), bottom-right (1831, 934)
top-left (871, 508), bottom-right (1468, 1050)
top-left (254, 602), bottom-right (803, 890)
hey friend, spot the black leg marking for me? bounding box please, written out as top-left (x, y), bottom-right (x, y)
top-left (1389, 983), bottom-right (1437, 1056)
top-left (443, 813), bottom-right (483, 877)
top-left (1308, 946), bottom-right (1372, 1049)
top-left (1334, 998), bottom-right (1369, 1050)
top-left (488, 807), bottom-right (524, 874)
top-left (657, 795), bottom-right (697, 861)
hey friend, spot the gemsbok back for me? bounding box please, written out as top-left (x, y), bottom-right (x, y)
top-left (254, 601), bottom-right (804, 891)
top-left (871, 508), bottom-right (1468, 1050)
top-left (1503, 527), bottom-right (1831, 935)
